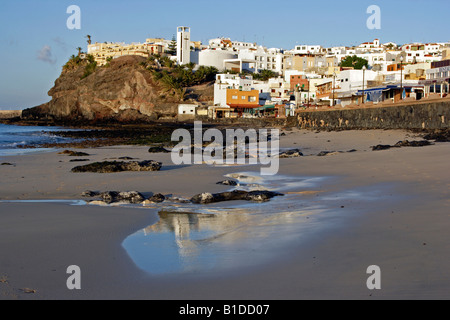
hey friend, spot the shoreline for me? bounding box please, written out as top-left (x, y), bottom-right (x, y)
top-left (1, 128), bottom-right (449, 299)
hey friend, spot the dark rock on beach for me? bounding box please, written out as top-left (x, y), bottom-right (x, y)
top-left (317, 150), bottom-right (337, 156)
top-left (148, 193), bottom-right (166, 203)
top-left (148, 146), bottom-right (171, 153)
top-left (81, 190), bottom-right (145, 204)
top-left (190, 190), bottom-right (283, 204)
top-left (372, 140), bottom-right (433, 151)
top-left (59, 150), bottom-right (90, 156)
top-left (114, 191), bottom-right (146, 204)
top-left (69, 159), bottom-right (90, 162)
top-left (423, 129), bottom-right (450, 142)
top-left (216, 179), bottom-right (238, 186)
top-left (81, 190), bottom-right (100, 197)
top-left (278, 149), bottom-right (303, 158)
top-left (71, 160), bottom-right (162, 173)
top-left (393, 140), bottom-right (432, 147)
top-left (372, 144), bottom-right (392, 151)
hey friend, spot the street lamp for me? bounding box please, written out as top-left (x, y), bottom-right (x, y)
top-left (362, 65), bottom-right (366, 104)
top-left (332, 72), bottom-right (336, 107)
top-left (400, 56), bottom-right (404, 100)
top-left (307, 77), bottom-right (310, 107)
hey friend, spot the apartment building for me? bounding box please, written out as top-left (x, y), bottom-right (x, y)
top-left (293, 45), bottom-right (323, 55)
top-left (284, 54), bottom-right (338, 76)
top-left (238, 47), bottom-right (284, 74)
top-left (214, 74), bottom-right (254, 107)
top-left (87, 41), bottom-right (164, 65)
top-left (424, 59), bottom-right (450, 96)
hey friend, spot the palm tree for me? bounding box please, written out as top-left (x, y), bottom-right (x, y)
top-left (184, 62), bottom-right (196, 70)
top-left (86, 35), bottom-right (92, 45)
top-left (76, 47), bottom-right (83, 56)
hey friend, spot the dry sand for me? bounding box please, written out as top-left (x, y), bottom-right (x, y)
top-left (0, 128), bottom-right (449, 300)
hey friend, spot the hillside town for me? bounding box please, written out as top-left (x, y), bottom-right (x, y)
top-left (85, 26), bottom-right (450, 120)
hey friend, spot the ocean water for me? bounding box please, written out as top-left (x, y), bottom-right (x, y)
top-left (0, 123), bottom-right (78, 157)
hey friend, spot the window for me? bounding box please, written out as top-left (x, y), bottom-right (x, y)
top-left (248, 96), bottom-right (256, 102)
top-left (242, 96), bottom-right (246, 100)
top-left (232, 95), bottom-right (238, 100)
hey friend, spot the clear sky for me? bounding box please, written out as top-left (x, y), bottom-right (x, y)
top-left (0, 0), bottom-right (449, 109)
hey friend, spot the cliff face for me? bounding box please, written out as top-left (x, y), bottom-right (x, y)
top-left (22, 56), bottom-right (182, 123)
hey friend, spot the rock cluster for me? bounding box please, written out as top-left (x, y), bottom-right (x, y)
top-left (190, 190), bottom-right (283, 204)
top-left (216, 180), bottom-right (238, 186)
top-left (148, 146), bottom-right (171, 153)
top-left (82, 190), bottom-right (165, 204)
top-left (71, 160), bottom-right (162, 173)
top-left (423, 129), bottom-right (450, 142)
top-left (58, 150), bottom-right (90, 156)
top-left (372, 140), bottom-right (433, 151)
top-left (278, 149), bottom-right (303, 158)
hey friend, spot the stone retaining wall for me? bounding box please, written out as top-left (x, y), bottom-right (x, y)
top-left (297, 101), bottom-right (450, 130)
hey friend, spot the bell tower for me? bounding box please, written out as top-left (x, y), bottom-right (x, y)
top-left (177, 26), bottom-right (191, 65)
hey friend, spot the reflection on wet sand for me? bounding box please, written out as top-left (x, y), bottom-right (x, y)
top-left (122, 172), bottom-right (337, 275)
top-left (144, 210), bottom-right (252, 262)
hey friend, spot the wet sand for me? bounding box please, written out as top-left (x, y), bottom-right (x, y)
top-left (1, 129), bottom-right (449, 299)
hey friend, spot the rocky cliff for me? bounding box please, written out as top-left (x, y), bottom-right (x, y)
top-left (22, 56), bottom-right (188, 123)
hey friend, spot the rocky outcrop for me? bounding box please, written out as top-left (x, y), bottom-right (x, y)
top-left (372, 140), bottom-right (433, 151)
top-left (71, 160), bottom-right (162, 173)
top-left (278, 148), bottom-right (303, 158)
top-left (22, 56), bottom-right (181, 123)
top-left (216, 179), bottom-right (238, 186)
top-left (423, 129), bottom-right (450, 142)
top-left (147, 193), bottom-right (166, 203)
top-left (148, 146), bottom-right (171, 153)
top-left (82, 190), bottom-right (146, 204)
top-left (190, 190), bottom-right (283, 204)
top-left (58, 150), bottom-right (90, 156)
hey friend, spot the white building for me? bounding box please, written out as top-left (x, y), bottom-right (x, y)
top-left (425, 64), bottom-right (450, 96)
top-left (177, 26), bottom-right (191, 65)
top-left (238, 47), bottom-right (284, 74)
top-left (356, 52), bottom-right (389, 67)
top-left (178, 104), bottom-right (197, 115)
top-left (293, 45), bottom-right (322, 55)
top-left (267, 77), bottom-right (290, 100)
top-left (213, 74), bottom-right (254, 107)
top-left (424, 43), bottom-right (441, 55)
top-left (198, 49), bottom-right (237, 71)
top-left (326, 46), bottom-right (346, 55)
top-left (338, 69), bottom-right (378, 92)
top-left (231, 41), bottom-right (258, 51)
top-left (208, 37), bottom-right (257, 51)
top-left (359, 39), bottom-right (381, 49)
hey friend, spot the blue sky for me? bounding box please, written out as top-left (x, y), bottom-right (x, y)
top-left (0, 0), bottom-right (449, 109)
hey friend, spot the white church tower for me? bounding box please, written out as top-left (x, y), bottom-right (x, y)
top-left (177, 26), bottom-right (191, 65)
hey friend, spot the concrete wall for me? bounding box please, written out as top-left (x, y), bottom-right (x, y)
top-left (297, 101), bottom-right (450, 130)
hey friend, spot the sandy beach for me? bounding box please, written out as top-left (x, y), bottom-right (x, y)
top-left (1, 128), bottom-right (449, 300)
